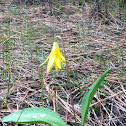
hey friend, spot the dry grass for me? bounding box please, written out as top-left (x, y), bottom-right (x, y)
top-left (0, 1), bottom-right (126, 126)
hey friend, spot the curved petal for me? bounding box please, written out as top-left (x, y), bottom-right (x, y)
top-left (54, 62), bottom-right (58, 71)
top-left (47, 51), bottom-right (55, 73)
top-left (39, 56), bottom-right (49, 67)
top-left (54, 57), bottom-right (61, 69)
top-left (56, 49), bottom-right (62, 67)
top-left (59, 52), bottom-right (66, 64)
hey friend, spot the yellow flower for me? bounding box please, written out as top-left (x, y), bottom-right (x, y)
top-left (39, 37), bottom-right (66, 73)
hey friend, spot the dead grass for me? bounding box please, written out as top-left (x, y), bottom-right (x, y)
top-left (0, 1), bottom-right (126, 126)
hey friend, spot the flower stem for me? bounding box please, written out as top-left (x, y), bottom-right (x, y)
top-left (61, 37), bottom-right (77, 126)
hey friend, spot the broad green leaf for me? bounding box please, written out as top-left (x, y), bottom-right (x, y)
top-left (81, 68), bottom-right (111, 126)
top-left (2, 107), bottom-right (68, 126)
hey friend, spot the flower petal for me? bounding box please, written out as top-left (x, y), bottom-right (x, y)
top-left (54, 57), bottom-right (61, 69)
top-left (47, 51), bottom-right (55, 73)
top-left (59, 52), bottom-right (66, 64)
top-left (39, 56), bottom-right (49, 67)
top-left (54, 62), bottom-right (58, 71)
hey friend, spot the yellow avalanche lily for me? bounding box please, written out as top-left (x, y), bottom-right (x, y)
top-left (40, 37), bottom-right (66, 73)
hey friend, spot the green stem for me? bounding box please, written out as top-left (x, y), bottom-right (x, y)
top-left (54, 36), bottom-right (61, 43)
top-left (60, 37), bottom-right (77, 126)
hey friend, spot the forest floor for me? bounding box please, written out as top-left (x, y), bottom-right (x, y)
top-left (0, 1), bottom-right (126, 126)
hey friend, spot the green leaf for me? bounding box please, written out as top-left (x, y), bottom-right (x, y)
top-left (2, 107), bottom-right (68, 126)
top-left (81, 68), bottom-right (111, 126)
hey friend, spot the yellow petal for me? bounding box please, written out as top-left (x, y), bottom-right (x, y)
top-left (52, 42), bottom-right (59, 50)
top-left (60, 53), bottom-right (66, 62)
top-left (54, 62), bottom-right (58, 71)
top-left (55, 46), bottom-right (65, 62)
top-left (55, 57), bottom-right (61, 69)
top-left (39, 56), bottom-right (49, 67)
top-left (47, 51), bottom-right (55, 73)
